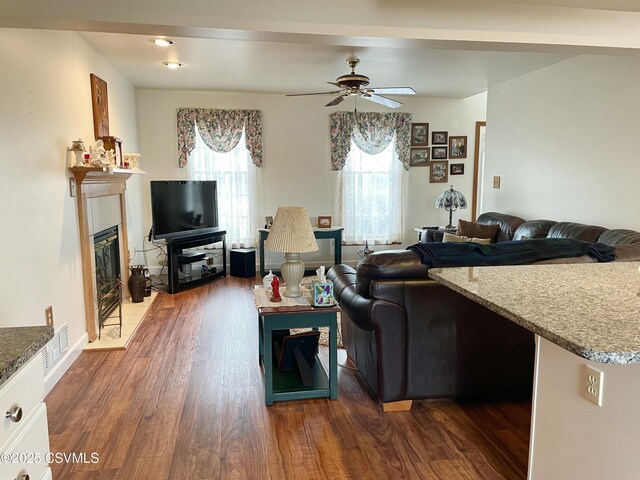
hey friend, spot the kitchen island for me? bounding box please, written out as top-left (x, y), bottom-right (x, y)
top-left (0, 324), bottom-right (53, 480)
top-left (429, 262), bottom-right (640, 480)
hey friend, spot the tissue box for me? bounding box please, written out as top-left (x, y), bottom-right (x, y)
top-left (312, 280), bottom-right (334, 307)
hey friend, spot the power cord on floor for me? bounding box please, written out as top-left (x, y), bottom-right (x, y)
top-left (338, 362), bottom-right (358, 371)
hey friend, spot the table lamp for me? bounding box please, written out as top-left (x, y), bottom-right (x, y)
top-left (69, 139), bottom-right (86, 166)
top-left (264, 206), bottom-right (318, 298)
top-left (435, 185), bottom-right (467, 229)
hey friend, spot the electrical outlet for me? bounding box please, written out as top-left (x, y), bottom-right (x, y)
top-left (583, 365), bottom-right (604, 406)
top-left (45, 305), bottom-right (54, 327)
top-left (493, 176), bottom-right (501, 188)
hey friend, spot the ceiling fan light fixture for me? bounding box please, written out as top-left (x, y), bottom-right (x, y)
top-left (286, 57), bottom-right (414, 110)
top-left (162, 61), bottom-right (183, 69)
top-left (152, 38), bottom-right (174, 47)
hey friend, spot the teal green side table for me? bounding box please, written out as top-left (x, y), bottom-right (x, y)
top-left (255, 288), bottom-right (339, 406)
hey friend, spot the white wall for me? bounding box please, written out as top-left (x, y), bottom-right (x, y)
top-left (0, 29), bottom-right (144, 351)
top-left (137, 90), bottom-right (486, 267)
top-left (483, 54), bottom-right (640, 231)
top-left (530, 337), bottom-right (640, 480)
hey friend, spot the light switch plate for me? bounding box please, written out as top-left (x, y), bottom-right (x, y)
top-left (493, 176), bottom-right (501, 188)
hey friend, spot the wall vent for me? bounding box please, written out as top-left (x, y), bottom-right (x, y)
top-left (42, 348), bottom-right (50, 374)
top-left (43, 323), bottom-right (69, 373)
top-left (58, 324), bottom-right (69, 353)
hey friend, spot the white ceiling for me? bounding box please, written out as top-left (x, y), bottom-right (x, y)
top-left (6, 0), bottom-right (640, 99)
top-left (80, 32), bottom-right (571, 98)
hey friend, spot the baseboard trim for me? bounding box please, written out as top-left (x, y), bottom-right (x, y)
top-left (44, 332), bottom-right (88, 395)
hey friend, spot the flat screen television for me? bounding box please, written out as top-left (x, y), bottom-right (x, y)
top-left (150, 180), bottom-right (219, 241)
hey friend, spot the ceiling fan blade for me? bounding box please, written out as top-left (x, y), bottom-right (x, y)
top-left (286, 90), bottom-right (342, 97)
top-left (368, 87), bottom-right (416, 95)
top-left (364, 94), bottom-right (403, 109)
top-left (327, 82), bottom-right (342, 87)
top-left (325, 95), bottom-right (346, 107)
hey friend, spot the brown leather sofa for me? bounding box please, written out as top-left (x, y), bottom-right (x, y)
top-left (327, 212), bottom-right (640, 411)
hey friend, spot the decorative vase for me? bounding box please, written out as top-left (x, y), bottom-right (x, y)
top-left (128, 265), bottom-right (146, 303)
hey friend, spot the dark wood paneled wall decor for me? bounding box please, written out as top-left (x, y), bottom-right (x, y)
top-left (90, 73), bottom-right (109, 139)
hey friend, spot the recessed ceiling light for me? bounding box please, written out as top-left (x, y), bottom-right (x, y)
top-left (152, 38), bottom-right (174, 47)
top-left (162, 61), bottom-right (183, 69)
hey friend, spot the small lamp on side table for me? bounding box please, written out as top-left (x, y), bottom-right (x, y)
top-left (435, 185), bottom-right (467, 230)
top-left (264, 206), bottom-right (319, 298)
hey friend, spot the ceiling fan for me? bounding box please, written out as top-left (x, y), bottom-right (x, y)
top-left (286, 57), bottom-right (416, 108)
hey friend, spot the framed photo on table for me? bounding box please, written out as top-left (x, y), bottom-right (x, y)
top-left (410, 123), bottom-right (429, 146)
top-left (430, 160), bottom-right (449, 183)
top-left (317, 216), bottom-right (332, 228)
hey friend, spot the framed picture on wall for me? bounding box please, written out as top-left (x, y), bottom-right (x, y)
top-left (450, 163), bottom-right (465, 175)
top-left (432, 146), bottom-right (448, 159)
top-left (430, 161), bottom-right (449, 183)
top-left (432, 131), bottom-right (448, 145)
top-left (410, 147), bottom-right (430, 167)
top-left (449, 136), bottom-right (467, 159)
top-left (410, 123), bottom-right (429, 146)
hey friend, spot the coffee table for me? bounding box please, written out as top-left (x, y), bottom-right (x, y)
top-left (254, 286), bottom-right (339, 405)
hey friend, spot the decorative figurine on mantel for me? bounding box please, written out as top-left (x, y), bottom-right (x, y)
top-left (89, 139), bottom-right (108, 166)
top-left (123, 153), bottom-right (141, 170)
top-left (270, 275), bottom-right (282, 302)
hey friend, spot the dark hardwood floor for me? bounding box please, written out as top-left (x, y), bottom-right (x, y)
top-left (46, 276), bottom-right (531, 479)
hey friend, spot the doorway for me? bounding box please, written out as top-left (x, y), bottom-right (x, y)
top-left (471, 121), bottom-right (486, 221)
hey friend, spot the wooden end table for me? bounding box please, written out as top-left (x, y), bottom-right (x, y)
top-left (254, 286), bottom-right (339, 405)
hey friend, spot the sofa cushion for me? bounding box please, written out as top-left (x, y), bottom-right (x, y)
top-left (475, 212), bottom-right (526, 242)
top-left (513, 220), bottom-right (557, 240)
top-left (355, 250), bottom-right (429, 298)
top-left (457, 219), bottom-right (500, 242)
top-left (443, 232), bottom-right (492, 244)
top-left (547, 222), bottom-right (607, 243)
top-left (614, 244), bottom-right (640, 261)
top-left (598, 229), bottom-right (640, 246)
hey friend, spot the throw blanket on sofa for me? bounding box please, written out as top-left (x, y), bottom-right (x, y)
top-left (408, 238), bottom-right (616, 269)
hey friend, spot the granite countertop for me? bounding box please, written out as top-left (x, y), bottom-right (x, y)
top-left (0, 325), bottom-right (54, 389)
top-left (429, 262), bottom-right (640, 364)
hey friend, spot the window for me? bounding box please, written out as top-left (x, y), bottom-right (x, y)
top-left (188, 128), bottom-right (257, 248)
top-left (337, 137), bottom-right (404, 244)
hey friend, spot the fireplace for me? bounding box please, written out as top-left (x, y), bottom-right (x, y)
top-left (94, 226), bottom-right (121, 336)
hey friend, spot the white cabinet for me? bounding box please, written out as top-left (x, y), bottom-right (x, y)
top-left (0, 353), bottom-right (51, 480)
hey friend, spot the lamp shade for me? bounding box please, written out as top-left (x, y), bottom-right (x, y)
top-left (435, 186), bottom-right (467, 211)
top-left (435, 186), bottom-right (467, 230)
top-left (264, 207), bottom-right (318, 253)
top-left (70, 139), bottom-right (86, 153)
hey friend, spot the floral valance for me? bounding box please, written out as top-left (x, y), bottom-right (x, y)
top-left (177, 108), bottom-right (263, 168)
top-left (329, 111), bottom-right (412, 171)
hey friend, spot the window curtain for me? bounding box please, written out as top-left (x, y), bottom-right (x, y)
top-left (337, 138), bottom-right (404, 244)
top-left (187, 128), bottom-right (259, 248)
top-left (329, 111), bottom-right (412, 171)
top-left (177, 108), bottom-right (263, 168)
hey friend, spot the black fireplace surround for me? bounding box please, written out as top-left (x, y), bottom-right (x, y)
top-left (94, 226), bottom-right (121, 325)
